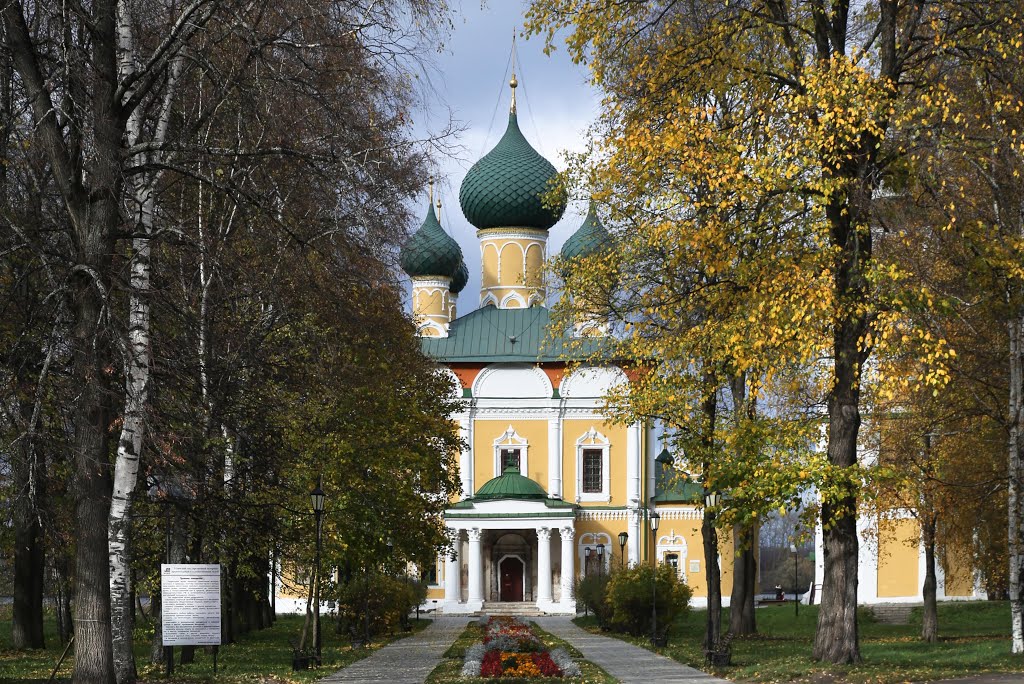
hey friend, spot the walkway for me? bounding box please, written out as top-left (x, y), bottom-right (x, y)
top-left (536, 617), bottom-right (732, 684)
top-left (319, 616), bottom-right (466, 684)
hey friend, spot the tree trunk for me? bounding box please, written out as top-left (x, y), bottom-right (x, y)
top-left (54, 554), bottom-right (74, 646)
top-left (12, 440), bottom-right (45, 650)
top-left (921, 514), bottom-right (938, 643)
top-left (1008, 317), bottom-right (1024, 653)
top-left (729, 523), bottom-right (757, 636)
top-left (703, 513), bottom-right (723, 651)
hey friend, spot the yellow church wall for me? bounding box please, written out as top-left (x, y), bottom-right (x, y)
top-left (877, 517), bottom-right (920, 598)
top-left (575, 518), bottom-right (631, 568)
top-left (943, 544), bottom-right (975, 596)
top-left (525, 243), bottom-right (545, 286)
top-left (413, 288), bottom-right (445, 316)
top-left (561, 419), bottom-right (628, 506)
top-left (473, 419), bottom-right (549, 490)
top-left (426, 585), bottom-right (445, 600)
top-left (481, 243), bottom-right (499, 288)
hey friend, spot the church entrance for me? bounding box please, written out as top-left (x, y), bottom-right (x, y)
top-left (499, 556), bottom-right (524, 601)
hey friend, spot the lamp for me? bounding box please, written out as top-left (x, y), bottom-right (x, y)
top-left (310, 475), bottom-right (326, 665)
top-left (790, 542), bottom-right (799, 617)
top-left (597, 543), bottom-right (605, 575)
top-left (704, 490), bottom-right (721, 509)
top-left (650, 509), bottom-right (661, 646)
top-left (618, 531), bottom-right (628, 569)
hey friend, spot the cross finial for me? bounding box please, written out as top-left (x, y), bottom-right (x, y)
top-left (436, 196), bottom-right (442, 224)
top-left (510, 29), bottom-right (518, 114)
top-left (428, 177), bottom-right (434, 205)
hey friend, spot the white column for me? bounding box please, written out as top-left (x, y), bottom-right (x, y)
top-left (467, 528), bottom-right (484, 607)
top-left (559, 526), bottom-right (576, 609)
top-left (628, 509), bottom-right (641, 566)
top-left (444, 531), bottom-right (460, 604)
top-left (537, 527), bottom-right (553, 606)
top-left (459, 416), bottom-right (472, 498)
top-left (548, 415), bottom-right (562, 498)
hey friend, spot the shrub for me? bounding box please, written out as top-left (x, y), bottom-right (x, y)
top-left (605, 563), bottom-right (692, 636)
top-left (575, 572), bottom-right (614, 628)
top-left (334, 572), bottom-right (425, 639)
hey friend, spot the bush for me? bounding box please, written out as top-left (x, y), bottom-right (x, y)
top-left (334, 572), bottom-right (425, 639)
top-left (575, 573), bottom-right (613, 629)
top-left (605, 563), bottom-right (692, 637)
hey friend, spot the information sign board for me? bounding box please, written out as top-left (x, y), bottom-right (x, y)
top-left (161, 564), bottom-right (221, 646)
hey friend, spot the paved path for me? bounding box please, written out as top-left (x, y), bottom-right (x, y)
top-left (536, 617), bottom-right (731, 683)
top-left (319, 617), bottom-right (466, 684)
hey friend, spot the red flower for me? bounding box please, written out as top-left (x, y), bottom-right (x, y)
top-left (481, 650), bottom-right (503, 677)
top-left (532, 651), bottom-right (563, 677)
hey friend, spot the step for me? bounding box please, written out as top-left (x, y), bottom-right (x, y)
top-left (479, 602), bottom-right (545, 616)
top-left (869, 604), bottom-right (916, 624)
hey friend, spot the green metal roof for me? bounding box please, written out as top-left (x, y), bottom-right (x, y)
top-left (475, 465), bottom-right (548, 499)
top-left (459, 113), bottom-right (566, 231)
top-left (561, 201), bottom-right (612, 261)
top-left (654, 481), bottom-right (703, 503)
top-left (419, 305), bottom-right (607, 363)
top-left (400, 201), bottom-right (464, 278)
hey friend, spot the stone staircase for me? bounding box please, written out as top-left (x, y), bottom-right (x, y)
top-left (479, 601), bottom-right (545, 617)
top-left (869, 603), bottom-right (916, 624)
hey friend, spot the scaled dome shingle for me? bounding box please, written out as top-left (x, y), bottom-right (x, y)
top-left (400, 201), bottom-right (464, 279)
top-left (561, 201), bottom-right (612, 261)
top-left (459, 113), bottom-right (566, 231)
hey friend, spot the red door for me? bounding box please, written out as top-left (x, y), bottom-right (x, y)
top-left (499, 557), bottom-right (524, 601)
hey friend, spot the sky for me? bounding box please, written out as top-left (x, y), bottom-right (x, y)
top-left (406, 0), bottom-right (601, 310)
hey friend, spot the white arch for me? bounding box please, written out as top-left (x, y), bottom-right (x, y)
top-left (560, 365), bottom-right (629, 398)
top-left (473, 364), bottom-right (553, 399)
top-left (578, 532), bottom-right (613, 575)
top-left (500, 291), bottom-right (528, 309)
top-left (480, 291), bottom-right (499, 307)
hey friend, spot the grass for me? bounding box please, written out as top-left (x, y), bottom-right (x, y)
top-left (574, 600), bottom-right (1024, 683)
top-left (426, 620), bottom-right (617, 684)
top-left (0, 604), bottom-right (429, 683)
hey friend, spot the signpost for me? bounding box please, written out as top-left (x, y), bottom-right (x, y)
top-left (162, 564), bottom-right (221, 673)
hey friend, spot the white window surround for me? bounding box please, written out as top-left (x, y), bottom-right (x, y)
top-left (493, 425), bottom-right (529, 478)
top-left (500, 291), bottom-right (528, 308)
top-left (578, 532), bottom-right (612, 575)
top-left (657, 531), bottom-right (689, 581)
top-left (575, 427), bottom-right (611, 503)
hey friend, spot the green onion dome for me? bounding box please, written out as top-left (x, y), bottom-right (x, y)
top-left (459, 113), bottom-right (567, 231)
top-left (474, 465), bottom-right (549, 500)
top-left (400, 201), bottom-right (464, 279)
top-left (450, 260), bottom-right (469, 295)
top-left (561, 200), bottom-right (612, 260)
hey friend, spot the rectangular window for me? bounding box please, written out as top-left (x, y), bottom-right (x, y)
top-left (422, 562), bottom-right (438, 586)
top-left (582, 449), bottom-right (603, 493)
top-left (500, 448), bottom-right (520, 471)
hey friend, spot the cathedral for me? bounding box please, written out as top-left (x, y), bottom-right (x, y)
top-left (399, 73), bottom-right (729, 614)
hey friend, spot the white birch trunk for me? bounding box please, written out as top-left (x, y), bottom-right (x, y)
top-left (108, 8), bottom-right (184, 679)
top-left (1009, 316), bottom-right (1024, 653)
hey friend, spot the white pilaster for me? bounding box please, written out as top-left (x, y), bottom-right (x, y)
top-left (548, 415), bottom-right (562, 498)
top-left (459, 416), bottom-right (472, 498)
top-left (627, 420), bottom-right (642, 505)
top-left (537, 527), bottom-right (553, 610)
top-left (559, 526), bottom-right (576, 610)
top-left (628, 508), bottom-right (641, 566)
top-left (467, 528), bottom-right (484, 610)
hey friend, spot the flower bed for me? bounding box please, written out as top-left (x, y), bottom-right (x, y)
top-left (461, 617), bottom-right (582, 679)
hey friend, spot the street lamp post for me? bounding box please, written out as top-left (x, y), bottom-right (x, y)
top-left (596, 543), bottom-right (605, 576)
top-left (790, 543), bottom-right (799, 618)
top-left (650, 510), bottom-right (661, 646)
top-left (618, 531), bottom-right (628, 569)
top-left (310, 476), bottom-right (326, 666)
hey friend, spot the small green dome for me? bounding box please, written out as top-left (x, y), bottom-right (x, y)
top-left (400, 201), bottom-right (464, 279)
top-left (474, 465), bottom-right (549, 500)
top-left (459, 113), bottom-right (566, 231)
top-left (561, 201), bottom-right (612, 260)
top-left (450, 260), bottom-right (469, 295)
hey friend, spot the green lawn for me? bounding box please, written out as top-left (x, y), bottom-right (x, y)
top-left (426, 620), bottom-right (617, 684)
top-left (575, 601), bottom-right (1024, 683)
top-left (0, 605), bottom-right (428, 683)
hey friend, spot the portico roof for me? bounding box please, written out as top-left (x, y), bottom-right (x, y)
top-left (446, 466), bottom-right (576, 519)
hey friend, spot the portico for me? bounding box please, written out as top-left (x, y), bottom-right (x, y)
top-left (441, 466), bottom-right (577, 614)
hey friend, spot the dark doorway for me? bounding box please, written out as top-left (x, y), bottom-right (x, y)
top-left (499, 557), bottom-right (524, 601)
